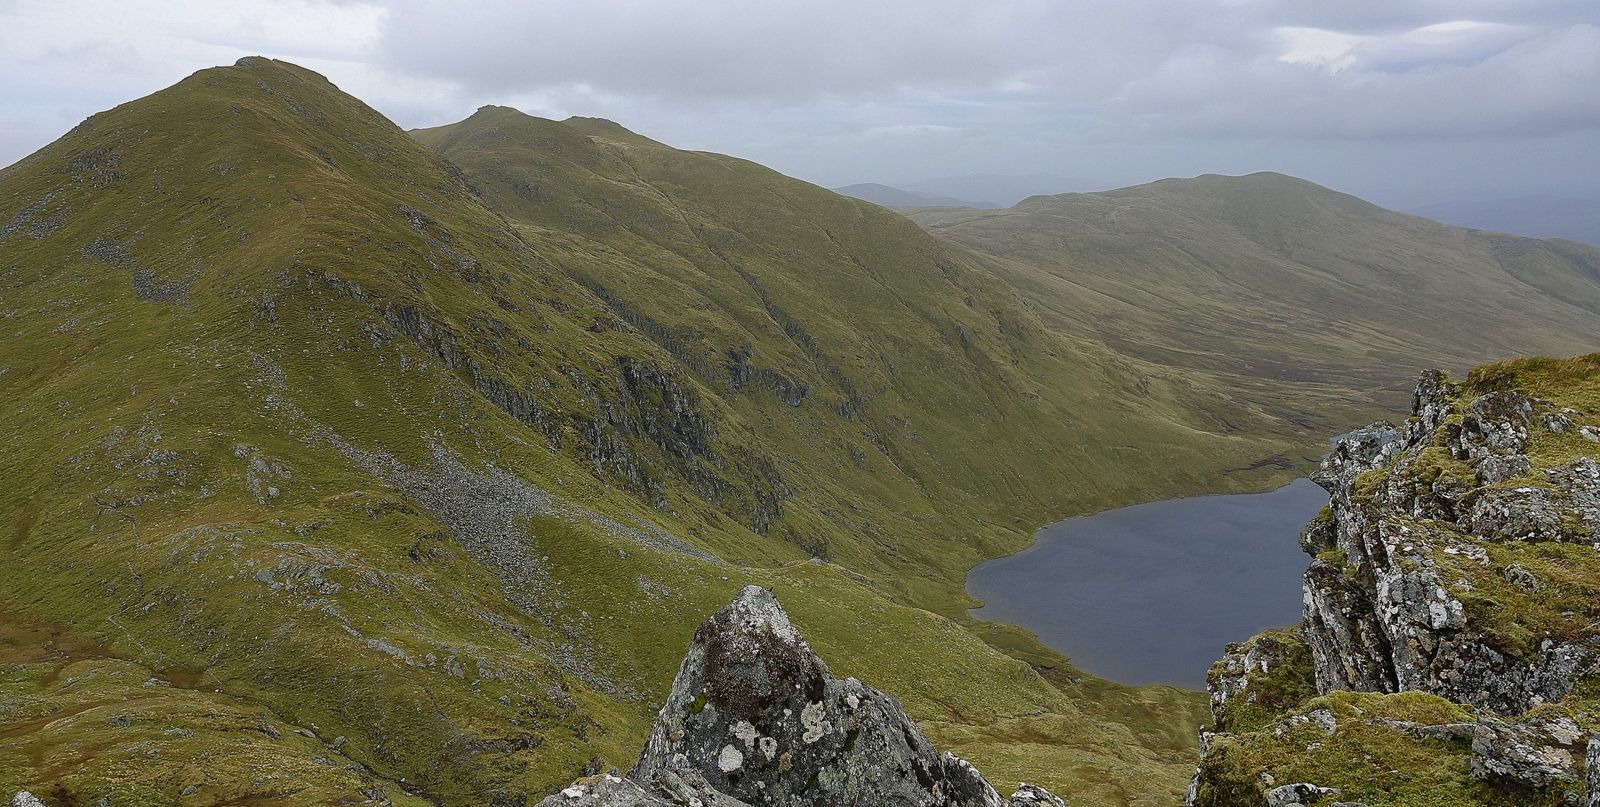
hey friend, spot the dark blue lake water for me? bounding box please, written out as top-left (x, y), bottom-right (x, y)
top-left (967, 478), bottom-right (1327, 689)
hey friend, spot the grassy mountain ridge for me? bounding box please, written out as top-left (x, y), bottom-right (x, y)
top-left (0, 58), bottom-right (1267, 806)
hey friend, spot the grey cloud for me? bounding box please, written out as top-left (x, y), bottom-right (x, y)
top-left (0, 0), bottom-right (1596, 208)
top-left (373, 0), bottom-right (1082, 101)
top-left (1110, 23), bottom-right (1600, 140)
top-left (366, 0), bottom-right (1600, 143)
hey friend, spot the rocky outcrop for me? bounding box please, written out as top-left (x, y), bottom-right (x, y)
top-left (1206, 629), bottom-right (1316, 734)
top-left (1297, 374), bottom-right (1600, 714)
top-left (540, 586), bottom-right (1067, 807)
top-left (1470, 712), bottom-right (1588, 791)
top-left (1192, 361), bottom-right (1600, 805)
top-left (1263, 783), bottom-right (1339, 807)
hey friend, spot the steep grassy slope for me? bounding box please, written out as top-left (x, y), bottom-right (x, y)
top-left (911, 173), bottom-right (1600, 417)
top-left (0, 59), bottom-right (1276, 806)
top-left (411, 108), bottom-right (1308, 606)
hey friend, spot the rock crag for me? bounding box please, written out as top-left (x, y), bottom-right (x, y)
top-left (538, 586), bottom-right (1067, 807)
top-left (1191, 356), bottom-right (1600, 806)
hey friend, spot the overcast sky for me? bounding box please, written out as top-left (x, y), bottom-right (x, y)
top-left (2, 0), bottom-right (1598, 207)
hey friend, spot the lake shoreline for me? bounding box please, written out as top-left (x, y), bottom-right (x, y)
top-left (967, 478), bottom-right (1327, 689)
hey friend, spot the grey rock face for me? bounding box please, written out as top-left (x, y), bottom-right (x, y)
top-left (1469, 713), bottom-right (1587, 792)
top-left (536, 772), bottom-right (752, 807)
top-left (1454, 391), bottom-right (1534, 462)
top-left (648, 769), bottom-right (757, 807)
top-left (11, 794), bottom-right (45, 807)
top-left (1587, 737), bottom-right (1600, 807)
top-left (1311, 425), bottom-right (1405, 496)
top-left (1296, 374), bottom-right (1600, 714)
top-left (538, 587), bottom-right (1066, 807)
top-left (1296, 512), bottom-right (1336, 555)
top-left (1409, 369), bottom-right (1458, 439)
top-left (1264, 782), bottom-right (1339, 807)
top-left (634, 586), bottom-right (1006, 807)
top-left (1300, 557), bottom-right (1397, 694)
top-left (1550, 458), bottom-right (1600, 539)
top-left (1462, 485), bottom-right (1566, 542)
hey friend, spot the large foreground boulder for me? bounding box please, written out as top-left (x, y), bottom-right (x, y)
top-left (538, 586), bottom-right (1068, 807)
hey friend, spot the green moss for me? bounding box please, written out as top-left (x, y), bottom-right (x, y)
top-left (1209, 629), bottom-right (1318, 735)
top-left (1315, 547), bottom-right (1348, 568)
top-left (1194, 692), bottom-right (1536, 807)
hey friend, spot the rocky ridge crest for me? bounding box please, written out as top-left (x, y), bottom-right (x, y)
top-left (1192, 357), bottom-right (1600, 806)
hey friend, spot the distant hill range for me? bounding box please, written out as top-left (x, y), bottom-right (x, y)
top-left (909, 171), bottom-right (1600, 415)
top-left (1409, 195), bottom-right (1600, 246)
top-left (832, 182), bottom-right (998, 209)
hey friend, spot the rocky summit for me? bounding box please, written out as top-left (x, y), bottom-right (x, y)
top-left (537, 586), bottom-right (1066, 807)
top-left (1190, 354), bottom-right (1600, 806)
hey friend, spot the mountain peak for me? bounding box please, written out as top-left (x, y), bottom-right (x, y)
top-left (560, 115), bottom-right (662, 146)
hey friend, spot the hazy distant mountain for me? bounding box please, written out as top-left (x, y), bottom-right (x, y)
top-left (831, 181), bottom-right (996, 209)
top-left (903, 172), bottom-right (1083, 208)
top-left (911, 171), bottom-right (1600, 412)
top-left (1409, 195), bottom-right (1600, 246)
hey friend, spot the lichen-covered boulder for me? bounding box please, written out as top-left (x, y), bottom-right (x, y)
top-left (1264, 782), bottom-right (1339, 807)
top-left (535, 586), bottom-right (1070, 807)
top-left (1470, 713), bottom-right (1587, 793)
top-left (633, 585), bottom-right (1007, 806)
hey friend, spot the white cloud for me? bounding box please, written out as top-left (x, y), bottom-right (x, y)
top-left (1276, 27), bottom-right (1363, 73)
